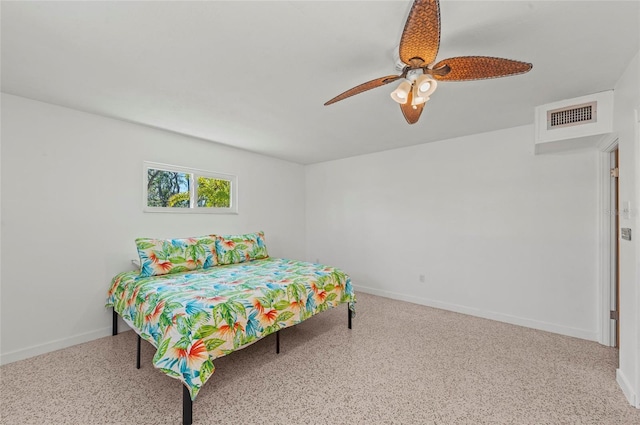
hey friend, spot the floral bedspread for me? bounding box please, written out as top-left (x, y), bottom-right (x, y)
top-left (106, 258), bottom-right (355, 400)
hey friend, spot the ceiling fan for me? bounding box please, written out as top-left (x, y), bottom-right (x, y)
top-left (324, 0), bottom-right (532, 124)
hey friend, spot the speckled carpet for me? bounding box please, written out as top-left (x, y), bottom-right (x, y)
top-left (1, 292), bottom-right (638, 424)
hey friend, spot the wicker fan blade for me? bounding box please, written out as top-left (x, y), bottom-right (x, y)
top-left (399, 0), bottom-right (441, 67)
top-left (399, 91), bottom-right (425, 125)
top-left (325, 75), bottom-right (402, 106)
top-left (432, 56), bottom-right (532, 81)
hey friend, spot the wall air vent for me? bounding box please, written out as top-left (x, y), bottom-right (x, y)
top-left (534, 91), bottom-right (613, 154)
top-left (547, 102), bottom-right (597, 130)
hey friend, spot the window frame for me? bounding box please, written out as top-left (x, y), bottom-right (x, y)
top-left (142, 161), bottom-right (238, 214)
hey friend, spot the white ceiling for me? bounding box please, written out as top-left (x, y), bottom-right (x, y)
top-left (2, 1), bottom-right (639, 164)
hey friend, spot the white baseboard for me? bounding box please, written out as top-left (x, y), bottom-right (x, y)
top-left (0, 287), bottom-right (601, 365)
top-left (0, 326), bottom-right (117, 365)
top-left (617, 368), bottom-right (638, 407)
top-left (353, 284), bottom-right (598, 341)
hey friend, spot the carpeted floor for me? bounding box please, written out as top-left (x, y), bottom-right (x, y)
top-left (1, 292), bottom-right (638, 424)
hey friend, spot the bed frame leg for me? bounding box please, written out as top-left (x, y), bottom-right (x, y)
top-left (348, 307), bottom-right (352, 329)
top-left (112, 309), bottom-right (118, 336)
top-left (276, 330), bottom-right (280, 354)
top-left (136, 335), bottom-right (141, 369)
top-left (183, 386), bottom-right (192, 425)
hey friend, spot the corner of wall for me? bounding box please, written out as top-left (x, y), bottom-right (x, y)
top-left (617, 368), bottom-right (637, 407)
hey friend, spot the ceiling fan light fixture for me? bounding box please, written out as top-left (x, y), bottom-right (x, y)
top-left (414, 74), bottom-right (438, 97)
top-left (411, 93), bottom-right (427, 106)
top-left (390, 79), bottom-right (413, 104)
top-left (410, 74), bottom-right (437, 106)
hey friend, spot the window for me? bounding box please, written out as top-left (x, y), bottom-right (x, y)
top-left (143, 161), bottom-right (237, 214)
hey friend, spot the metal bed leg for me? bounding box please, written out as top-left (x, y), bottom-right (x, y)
top-left (276, 330), bottom-right (280, 354)
top-left (348, 307), bottom-right (352, 329)
top-left (136, 335), bottom-right (141, 369)
top-left (112, 309), bottom-right (118, 335)
top-left (183, 386), bottom-right (192, 425)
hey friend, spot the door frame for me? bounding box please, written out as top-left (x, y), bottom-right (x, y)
top-left (598, 133), bottom-right (619, 347)
top-left (634, 105), bottom-right (640, 408)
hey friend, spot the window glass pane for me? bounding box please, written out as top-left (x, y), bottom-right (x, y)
top-left (143, 161), bottom-right (237, 213)
top-left (197, 176), bottom-right (231, 208)
top-left (147, 168), bottom-right (191, 208)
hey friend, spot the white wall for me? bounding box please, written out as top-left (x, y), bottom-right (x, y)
top-left (306, 125), bottom-right (599, 341)
top-left (613, 50), bottom-right (640, 407)
top-left (0, 93), bottom-right (306, 364)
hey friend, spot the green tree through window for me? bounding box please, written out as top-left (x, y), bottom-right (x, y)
top-left (197, 177), bottom-right (231, 207)
top-left (147, 169), bottom-right (190, 207)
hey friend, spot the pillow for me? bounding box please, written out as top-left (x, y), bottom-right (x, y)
top-left (136, 236), bottom-right (218, 277)
top-left (215, 231), bottom-right (268, 265)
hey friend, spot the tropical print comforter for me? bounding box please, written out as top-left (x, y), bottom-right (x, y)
top-left (106, 258), bottom-right (355, 400)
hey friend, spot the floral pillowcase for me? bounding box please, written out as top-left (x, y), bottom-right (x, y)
top-left (136, 236), bottom-right (218, 277)
top-left (215, 231), bottom-right (269, 265)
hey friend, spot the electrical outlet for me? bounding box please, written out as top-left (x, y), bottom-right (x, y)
top-left (419, 274), bottom-right (426, 283)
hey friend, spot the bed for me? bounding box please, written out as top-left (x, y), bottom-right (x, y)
top-left (106, 232), bottom-right (355, 425)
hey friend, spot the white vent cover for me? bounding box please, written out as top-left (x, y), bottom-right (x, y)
top-left (547, 101), bottom-right (597, 129)
top-left (535, 91), bottom-right (613, 154)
